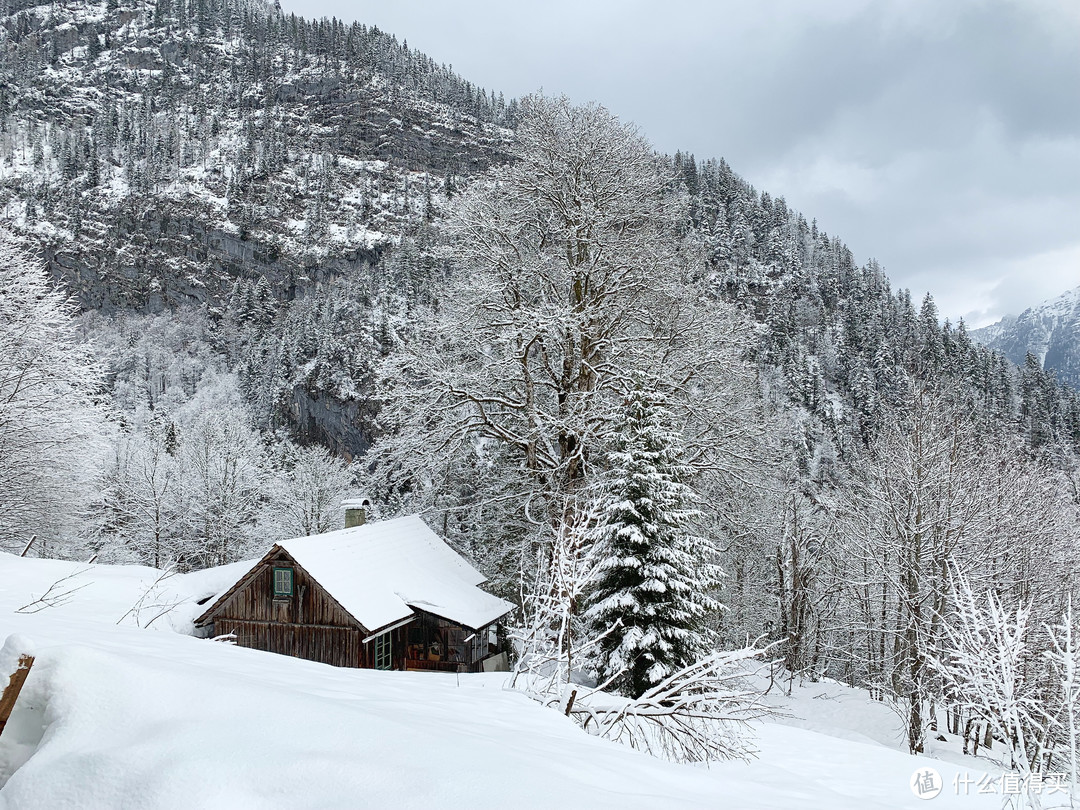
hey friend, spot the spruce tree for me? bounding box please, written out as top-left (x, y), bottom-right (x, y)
top-left (586, 385), bottom-right (721, 698)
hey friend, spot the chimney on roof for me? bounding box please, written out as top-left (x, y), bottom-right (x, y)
top-left (342, 497), bottom-right (372, 529)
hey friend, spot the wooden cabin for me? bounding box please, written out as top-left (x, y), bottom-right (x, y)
top-left (194, 515), bottom-right (514, 672)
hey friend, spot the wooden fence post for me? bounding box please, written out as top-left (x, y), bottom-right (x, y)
top-left (0, 655), bottom-right (35, 738)
top-left (564, 688), bottom-right (578, 717)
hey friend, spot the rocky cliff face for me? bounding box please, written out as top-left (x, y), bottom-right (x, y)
top-left (972, 287), bottom-right (1080, 390)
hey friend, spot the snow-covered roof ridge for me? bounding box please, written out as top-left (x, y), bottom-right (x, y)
top-left (276, 515), bottom-right (514, 633)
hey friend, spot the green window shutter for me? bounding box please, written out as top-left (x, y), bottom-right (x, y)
top-left (273, 567), bottom-right (294, 597)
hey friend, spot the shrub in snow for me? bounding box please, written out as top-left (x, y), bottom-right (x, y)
top-left (1044, 602), bottom-right (1080, 801)
top-left (509, 495), bottom-right (606, 701)
top-left (932, 574), bottom-right (1046, 807)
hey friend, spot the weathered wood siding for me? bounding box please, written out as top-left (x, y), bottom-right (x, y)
top-left (205, 547), bottom-right (410, 669)
top-left (359, 626), bottom-right (408, 671)
top-left (211, 549), bottom-right (358, 629)
top-left (216, 618), bottom-right (364, 668)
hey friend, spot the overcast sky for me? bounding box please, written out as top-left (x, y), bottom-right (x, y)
top-left (282, 0), bottom-right (1079, 327)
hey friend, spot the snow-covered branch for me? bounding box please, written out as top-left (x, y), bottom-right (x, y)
top-left (571, 646), bottom-right (777, 764)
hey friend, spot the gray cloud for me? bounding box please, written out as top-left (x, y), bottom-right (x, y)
top-left (285, 0), bottom-right (1080, 326)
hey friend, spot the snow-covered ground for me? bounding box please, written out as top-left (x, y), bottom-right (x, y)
top-left (0, 553), bottom-right (1023, 808)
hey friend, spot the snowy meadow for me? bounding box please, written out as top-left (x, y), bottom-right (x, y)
top-left (0, 552), bottom-right (1009, 809)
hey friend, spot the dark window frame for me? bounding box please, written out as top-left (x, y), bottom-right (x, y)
top-left (373, 632), bottom-right (392, 670)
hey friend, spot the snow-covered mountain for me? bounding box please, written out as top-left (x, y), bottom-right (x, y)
top-left (972, 286), bottom-right (1080, 389)
top-left (0, 0), bottom-right (518, 454)
top-left (2, 0), bottom-right (1076, 461)
top-left (0, 0), bottom-right (513, 311)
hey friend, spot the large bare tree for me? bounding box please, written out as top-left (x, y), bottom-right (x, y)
top-left (371, 95), bottom-right (763, 562)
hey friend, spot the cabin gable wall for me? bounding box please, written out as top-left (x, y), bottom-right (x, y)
top-left (208, 549), bottom-right (370, 668)
top-left (210, 549), bottom-right (359, 629)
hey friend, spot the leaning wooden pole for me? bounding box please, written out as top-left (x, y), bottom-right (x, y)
top-left (0, 654), bottom-right (35, 737)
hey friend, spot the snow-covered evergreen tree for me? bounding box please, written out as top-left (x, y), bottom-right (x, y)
top-left (587, 385), bottom-right (722, 698)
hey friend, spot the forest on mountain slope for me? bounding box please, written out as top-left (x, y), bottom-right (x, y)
top-left (3, 0), bottom-right (1080, 764)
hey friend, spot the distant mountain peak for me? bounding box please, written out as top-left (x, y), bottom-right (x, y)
top-left (972, 285), bottom-right (1080, 389)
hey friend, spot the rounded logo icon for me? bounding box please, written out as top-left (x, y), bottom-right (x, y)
top-left (910, 767), bottom-right (943, 800)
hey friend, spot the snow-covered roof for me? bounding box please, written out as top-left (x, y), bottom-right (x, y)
top-left (276, 515), bottom-right (514, 632)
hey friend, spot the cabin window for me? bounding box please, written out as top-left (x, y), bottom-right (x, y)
top-left (373, 632), bottom-right (392, 670)
top-left (272, 567), bottom-right (294, 598)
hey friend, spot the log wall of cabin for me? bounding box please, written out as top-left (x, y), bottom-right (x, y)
top-left (206, 549), bottom-right (410, 670)
top-left (210, 549), bottom-right (360, 668)
top-left (216, 618), bottom-right (363, 669)
top-left (212, 550), bottom-right (357, 629)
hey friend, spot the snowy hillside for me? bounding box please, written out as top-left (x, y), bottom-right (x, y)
top-left (973, 286), bottom-right (1080, 389)
top-left (0, 552), bottom-right (1015, 809)
top-left (0, 0), bottom-right (513, 310)
top-left (0, 0), bottom-right (521, 455)
top-left (3, 0), bottom-right (1076, 471)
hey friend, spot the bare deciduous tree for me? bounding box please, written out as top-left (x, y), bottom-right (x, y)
top-left (0, 235), bottom-right (105, 554)
top-left (264, 442), bottom-right (354, 540)
top-left (369, 94), bottom-right (763, 593)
